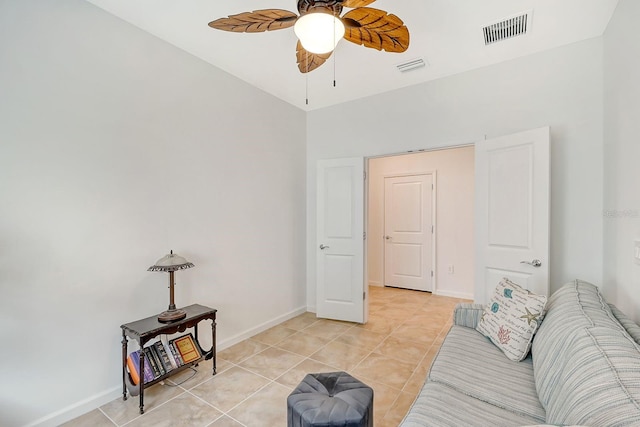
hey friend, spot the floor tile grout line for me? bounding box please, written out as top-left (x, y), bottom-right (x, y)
top-left (188, 366), bottom-right (282, 425)
top-left (239, 327), bottom-right (351, 388)
top-left (370, 292), bottom-right (442, 422)
top-left (359, 293), bottom-right (425, 422)
top-left (339, 309), bottom-right (421, 403)
top-left (354, 312), bottom-right (436, 374)
top-left (220, 340), bottom-right (276, 365)
top-left (186, 360), bottom-right (262, 427)
top-left (168, 359), bottom-right (250, 426)
top-left (224, 413), bottom-right (249, 427)
top-left (201, 411), bottom-right (247, 427)
top-left (119, 387), bottom-right (189, 427)
top-left (277, 353), bottom-right (343, 380)
top-left (217, 377), bottom-right (276, 417)
top-left (359, 294), bottom-right (454, 390)
top-left (98, 407), bottom-right (119, 427)
top-left (184, 389), bottom-right (226, 415)
top-left (303, 321), bottom-right (377, 371)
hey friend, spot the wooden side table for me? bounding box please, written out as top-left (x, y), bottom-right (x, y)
top-left (121, 304), bottom-right (217, 414)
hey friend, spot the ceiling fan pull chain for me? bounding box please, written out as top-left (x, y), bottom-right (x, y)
top-left (305, 51), bottom-right (309, 105)
top-left (333, 17), bottom-right (337, 87)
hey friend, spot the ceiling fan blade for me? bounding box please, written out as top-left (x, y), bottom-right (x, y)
top-left (341, 0), bottom-right (377, 8)
top-left (342, 7), bottom-right (409, 52)
top-left (208, 9), bottom-right (298, 33)
top-left (296, 41), bottom-right (332, 73)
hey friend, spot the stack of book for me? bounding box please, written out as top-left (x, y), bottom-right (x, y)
top-left (127, 333), bottom-right (202, 385)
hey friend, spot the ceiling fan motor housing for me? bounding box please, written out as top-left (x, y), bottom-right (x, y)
top-left (297, 0), bottom-right (343, 16)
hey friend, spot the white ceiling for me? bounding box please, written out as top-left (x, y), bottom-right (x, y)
top-left (85, 0), bottom-right (618, 111)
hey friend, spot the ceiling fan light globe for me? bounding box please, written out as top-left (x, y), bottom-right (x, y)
top-left (294, 13), bottom-right (345, 54)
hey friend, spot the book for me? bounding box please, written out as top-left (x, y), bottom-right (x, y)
top-left (137, 350), bottom-right (156, 383)
top-left (148, 344), bottom-right (166, 376)
top-left (169, 341), bottom-right (184, 367)
top-left (127, 352), bottom-right (141, 385)
top-left (172, 334), bottom-right (202, 364)
top-left (129, 350), bottom-right (155, 384)
top-left (154, 341), bottom-right (174, 373)
top-left (169, 342), bottom-right (184, 366)
top-left (143, 346), bottom-right (161, 379)
top-left (162, 340), bottom-right (179, 370)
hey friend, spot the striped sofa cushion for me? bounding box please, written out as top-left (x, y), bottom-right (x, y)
top-left (428, 325), bottom-right (546, 421)
top-left (531, 280), bottom-right (640, 426)
top-left (400, 382), bottom-right (541, 427)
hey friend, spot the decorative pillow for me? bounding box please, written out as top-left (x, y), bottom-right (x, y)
top-left (476, 278), bottom-right (547, 362)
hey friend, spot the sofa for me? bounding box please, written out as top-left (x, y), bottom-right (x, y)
top-left (401, 280), bottom-right (640, 426)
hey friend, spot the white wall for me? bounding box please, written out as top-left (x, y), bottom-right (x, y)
top-left (603, 0), bottom-right (640, 321)
top-left (307, 38), bottom-right (604, 310)
top-left (0, 1), bottom-right (306, 426)
top-left (367, 148), bottom-right (475, 299)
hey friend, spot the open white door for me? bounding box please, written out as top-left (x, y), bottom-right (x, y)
top-left (316, 158), bottom-right (365, 323)
top-left (475, 127), bottom-right (550, 304)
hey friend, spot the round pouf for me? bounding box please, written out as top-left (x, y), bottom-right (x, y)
top-left (287, 371), bottom-right (373, 427)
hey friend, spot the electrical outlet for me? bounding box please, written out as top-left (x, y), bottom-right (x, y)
top-left (448, 265), bottom-right (455, 274)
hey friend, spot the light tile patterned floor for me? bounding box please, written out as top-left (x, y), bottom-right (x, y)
top-left (63, 286), bottom-right (465, 427)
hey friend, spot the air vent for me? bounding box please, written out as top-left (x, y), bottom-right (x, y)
top-left (483, 10), bottom-right (532, 45)
top-left (396, 58), bottom-right (426, 73)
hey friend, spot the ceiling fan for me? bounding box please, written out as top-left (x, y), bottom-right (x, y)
top-left (208, 0), bottom-right (410, 73)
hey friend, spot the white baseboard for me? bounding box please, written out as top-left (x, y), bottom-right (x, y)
top-left (217, 305), bottom-right (308, 351)
top-left (434, 289), bottom-right (474, 300)
top-left (26, 386), bottom-right (121, 427)
top-left (306, 305), bottom-right (316, 314)
top-left (29, 305), bottom-right (308, 427)
top-left (368, 281), bottom-right (382, 287)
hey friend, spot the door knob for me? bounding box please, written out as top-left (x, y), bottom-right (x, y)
top-left (520, 259), bottom-right (542, 268)
top-left (385, 236), bottom-right (392, 240)
top-left (319, 244), bottom-right (330, 250)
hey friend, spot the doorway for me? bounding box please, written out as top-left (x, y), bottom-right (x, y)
top-left (366, 146), bottom-right (476, 299)
top-left (315, 127), bottom-right (550, 322)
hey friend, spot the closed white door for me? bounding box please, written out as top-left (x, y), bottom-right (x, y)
top-left (475, 127), bottom-right (550, 304)
top-left (316, 158), bottom-right (365, 323)
top-left (384, 174), bottom-right (434, 292)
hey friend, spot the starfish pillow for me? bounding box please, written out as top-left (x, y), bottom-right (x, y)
top-left (476, 278), bottom-right (548, 361)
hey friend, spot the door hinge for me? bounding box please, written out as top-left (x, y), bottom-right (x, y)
top-left (431, 271), bottom-right (434, 277)
top-left (431, 225), bottom-right (434, 233)
top-left (363, 231), bottom-right (366, 240)
top-left (363, 291), bottom-right (366, 300)
top-left (363, 171), bottom-right (367, 180)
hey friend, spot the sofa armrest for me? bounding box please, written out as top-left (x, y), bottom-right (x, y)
top-left (453, 303), bottom-right (486, 328)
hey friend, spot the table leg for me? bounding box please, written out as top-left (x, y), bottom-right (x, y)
top-left (194, 324), bottom-right (200, 367)
top-left (212, 317), bottom-right (217, 375)
top-left (121, 332), bottom-right (127, 401)
top-left (139, 346), bottom-right (145, 414)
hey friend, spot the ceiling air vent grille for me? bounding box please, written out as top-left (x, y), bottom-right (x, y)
top-left (396, 58), bottom-right (426, 73)
top-left (483, 11), bottom-right (531, 45)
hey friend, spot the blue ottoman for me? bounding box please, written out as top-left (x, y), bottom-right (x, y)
top-left (287, 371), bottom-right (373, 427)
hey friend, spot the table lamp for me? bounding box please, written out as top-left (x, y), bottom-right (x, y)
top-left (148, 250), bottom-right (194, 322)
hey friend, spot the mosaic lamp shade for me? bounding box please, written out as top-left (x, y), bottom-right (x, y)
top-left (148, 250), bottom-right (194, 323)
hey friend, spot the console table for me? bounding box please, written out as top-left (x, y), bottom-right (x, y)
top-left (121, 304), bottom-right (217, 414)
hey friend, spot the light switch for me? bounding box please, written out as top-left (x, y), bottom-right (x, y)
top-left (635, 240), bottom-right (640, 265)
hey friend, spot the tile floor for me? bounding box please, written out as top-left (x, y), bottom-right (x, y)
top-left (63, 286), bottom-right (466, 427)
